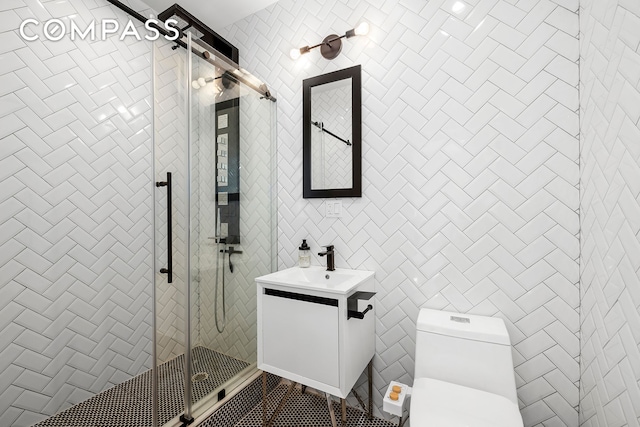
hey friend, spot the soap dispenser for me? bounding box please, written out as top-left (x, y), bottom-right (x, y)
top-left (299, 239), bottom-right (311, 268)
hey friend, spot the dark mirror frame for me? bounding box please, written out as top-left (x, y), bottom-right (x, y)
top-left (303, 65), bottom-right (362, 198)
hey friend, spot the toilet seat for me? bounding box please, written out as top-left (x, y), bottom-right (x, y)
top-left (410, 378), bottom-right (524, 427)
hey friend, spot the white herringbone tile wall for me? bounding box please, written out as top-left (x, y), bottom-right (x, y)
top-left (223, 0), bottom-right (581, 425)
top-left (579, 0), bottom-right (640, 426)
top-left (0, 0), bottom-right (154, 425)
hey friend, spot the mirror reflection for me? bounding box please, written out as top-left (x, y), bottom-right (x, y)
top-left (303, 65), bottom-right (361, 198)
top-left (311, 78), bottom-right (353, 190)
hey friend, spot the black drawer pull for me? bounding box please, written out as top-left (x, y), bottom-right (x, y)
top-left (264, 288), bottom-right (338, 307)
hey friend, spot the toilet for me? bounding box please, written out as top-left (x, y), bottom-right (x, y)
top-left (410, 308), bottom-right (524, 426)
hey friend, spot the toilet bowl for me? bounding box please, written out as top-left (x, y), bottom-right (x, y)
top-left (410, 308), bottom-right (523, 426)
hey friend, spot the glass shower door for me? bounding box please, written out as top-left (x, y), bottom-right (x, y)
top-left (152, 34), bottom-right (190, 426)
top-left (152, 32), bottom-right (276, 426)
top-left (187, 35), bottom-right (277, 421)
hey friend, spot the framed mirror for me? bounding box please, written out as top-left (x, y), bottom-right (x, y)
top-left (303, 65), bottom-right (361, 198)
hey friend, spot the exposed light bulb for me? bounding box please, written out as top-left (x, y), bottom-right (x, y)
top-left (290, 48), bottom-right (301, 60)
top-left (197, 77), bottom-right (206, 87)
top-left (191, 81), bottom-right (200, 90)
top-left (354, 22), bottom-right (369, 36)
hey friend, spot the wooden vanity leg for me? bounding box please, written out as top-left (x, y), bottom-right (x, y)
top-left (367, 359), bottom-right (373, 420)
top-left (266, 381), bottom-right (296, 427)
top-left (341, 398), bottom-right (347, 427)
top-left (326, 394), bottom-right (338, 427)
top-left (262, 372), bottom-right (267, 427)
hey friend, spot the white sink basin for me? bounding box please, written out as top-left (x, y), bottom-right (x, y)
top-left (255, 266), bottom-right (374, 294)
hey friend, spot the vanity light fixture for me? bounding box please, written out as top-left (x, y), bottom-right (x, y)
top-left (290, 21), bottom-right (369, 60)
top-left (191, 72), bottom-right (238, 94)
top-left (191, 75), bottom-right (221, 89)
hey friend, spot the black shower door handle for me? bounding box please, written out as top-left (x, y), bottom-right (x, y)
top-left (156, 172), bottom-right (173, 283)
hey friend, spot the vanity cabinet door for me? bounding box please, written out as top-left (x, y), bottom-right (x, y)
top-left (261, 292), bottom-right (339, 387)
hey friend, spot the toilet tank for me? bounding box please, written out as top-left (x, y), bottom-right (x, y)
top-left (415, 309), bottom-right (518, 404)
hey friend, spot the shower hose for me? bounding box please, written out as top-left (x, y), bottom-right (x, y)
top-left (215, 240), bottom-right (226, 333)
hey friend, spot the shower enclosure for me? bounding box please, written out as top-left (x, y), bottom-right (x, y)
top-left (9, 14), bottom-right (276, 427)
top-left (152, 32), bottom-right (277, 425)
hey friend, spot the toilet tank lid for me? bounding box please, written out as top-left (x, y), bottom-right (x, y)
top-left (417, 309), bottom-right (510, 345)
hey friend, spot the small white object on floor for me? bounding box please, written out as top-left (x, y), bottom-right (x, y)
top-left (383, 381), bottom-right (411, 418)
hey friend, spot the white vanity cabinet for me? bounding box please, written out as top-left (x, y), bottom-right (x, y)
top-left (256, 266), bottom-right (375, 398)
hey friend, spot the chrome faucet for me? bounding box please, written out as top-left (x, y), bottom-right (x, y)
top-left (318, 245), bottom-right (335, 271)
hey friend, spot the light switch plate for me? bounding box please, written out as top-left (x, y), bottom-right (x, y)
top-left (326, 201), bottom-right (343, 218)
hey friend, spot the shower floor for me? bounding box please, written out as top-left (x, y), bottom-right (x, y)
top-left (33, 346), bottom-right (249, 427)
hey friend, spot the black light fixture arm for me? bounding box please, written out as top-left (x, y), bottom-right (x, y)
top-left (312, 121), bottom-right (352, 146)
top-left (291, 22), bottom-right (369, 60)
top-left (307, 34), bottom-right (346, 51)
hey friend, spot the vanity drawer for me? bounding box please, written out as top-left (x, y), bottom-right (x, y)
top-left (261, 289), bottom-right (339, 388)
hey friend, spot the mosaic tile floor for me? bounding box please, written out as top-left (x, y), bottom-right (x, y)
top-left (201, 378), bottom-right (395, 427)
top-left (233, 384), bottom-right (395, 427)
top-left (199, 374), bottom-right (280, 427)
top-left (34, 347), bottom-right (249, 427)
